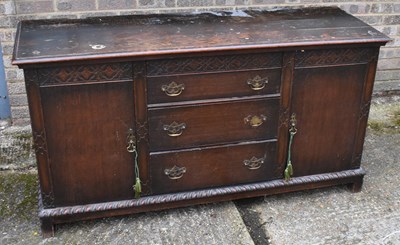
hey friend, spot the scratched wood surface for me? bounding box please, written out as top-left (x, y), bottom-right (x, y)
top-left (12, 7), bottom-right (390, 65)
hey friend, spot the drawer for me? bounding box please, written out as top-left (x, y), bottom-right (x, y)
top-left (147, 69), bottom-right (281, 104)
top-left (148, 98), bottom-right (279, 151)
top-left (150, 141), bottom-right (278, 194)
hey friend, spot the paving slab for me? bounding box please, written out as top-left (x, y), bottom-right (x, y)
top-left (238, 133), bottom-right (400, 245)
top-left (0, 195), bottom-right (254, 245)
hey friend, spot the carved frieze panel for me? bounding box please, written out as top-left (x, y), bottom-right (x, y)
top-left (295, 48), bottom-right (375, 68)
top-left (147, 53), bottom-right (283, 76)
top-left (37, 63), bottom-right (132, 86)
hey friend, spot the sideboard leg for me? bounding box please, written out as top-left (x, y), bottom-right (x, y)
top-left (347, 178), bottom-right (364, 193)
top-left (41, 218), bottom-right (55, 238)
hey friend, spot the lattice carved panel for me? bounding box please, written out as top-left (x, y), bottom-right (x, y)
top-left (37, 63), bottom-right (132, 85)
top-left (147, 53), bottom-right (283, 76)
top-left (295, 48), bottom-right (375, 68)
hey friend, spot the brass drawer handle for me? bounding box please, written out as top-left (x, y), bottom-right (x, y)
top-left (165, 165), bottom-right (187, 179)
top-left (243, 156), bottom-right (264, 170)
top-left (244, 115), bottom-right (267, 128)
top-left (163, 121), bottom-right (186, 137)
top-left (161, 81), bottom-right (185, 96)
top-left (247, 75), bottom-right (268, 91)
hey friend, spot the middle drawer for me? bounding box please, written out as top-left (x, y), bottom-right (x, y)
top-left (148, 98), bottom-right (279, 151)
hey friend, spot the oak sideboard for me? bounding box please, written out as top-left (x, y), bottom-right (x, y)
top-left (12, 7), bottom-right (390, 236)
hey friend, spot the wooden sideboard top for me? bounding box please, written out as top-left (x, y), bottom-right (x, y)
top-left (12, 7), bottom-right (390, 66)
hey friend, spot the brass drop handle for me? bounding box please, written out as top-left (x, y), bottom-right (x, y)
top-left (161, 81), bottom-right (185, 97)
top-left (284, 113), bottom-right (297, 181)
top-left (243, 156), bottom-right (264, 170)
top-left (126, 128), bottom-right (141, 198)
top-left (247, 75), bottom-right (268, 91)
top-left (164, 165), bottom-right (187, 180)
top-left (244, 115), bottom-right (267, 128)
top-left (126, 129), bottom-right (136, 153)
top-left (163, 121), bottom-right (186, 137)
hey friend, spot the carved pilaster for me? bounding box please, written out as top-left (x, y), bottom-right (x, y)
top-left (359, 101), bottom-right (371, 120)
top-left (351, 48), bottom-right (380, 169)
top-left (33, 130), bottom-right (48, 155)
top-left (277, 52), bottom-right (295, 178)
top-left (133, 62), bottom-right (151, 195)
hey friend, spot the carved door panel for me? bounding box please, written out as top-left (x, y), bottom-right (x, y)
top-left (289, 48), bottom-right (374, 177)
top-left (40, 81), bottom-right (136, 207)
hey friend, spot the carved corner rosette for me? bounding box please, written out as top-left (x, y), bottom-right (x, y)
top-left (33, 130), bottom-right (48, 155)
top-left (282, 55), bottom-right (294, 69)
top-left (351, 153), bottom-right (362, 168)
top-left (369, 49), bottom-right (379, 63)
top-left (278, 108), bottom-right (290, 129)
top-left (38, 188), bottom-right (55, 209)
top-left (42, 192), bottom-right (55, 208)
top-left (135, 121), bottom-right (149, 142)
top-left (23, 69), bottom-right (38, 88)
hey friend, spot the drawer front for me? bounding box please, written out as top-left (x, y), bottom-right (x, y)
top-left (147, 69), bottom-right (281, 104)
top-left (150, 141), bottom-right (278, 194)
top-left (148, 98), bottom-right (279, 151)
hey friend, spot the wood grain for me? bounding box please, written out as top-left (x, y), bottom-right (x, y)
top-left (12, 7), bottom-right (390, 66)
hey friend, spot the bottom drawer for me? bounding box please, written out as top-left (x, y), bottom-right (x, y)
top-left (150, 141), bottom-right (278, 194)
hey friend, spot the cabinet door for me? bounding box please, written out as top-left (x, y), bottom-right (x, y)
top-left (290, 49), bottom-right (374, 177)
top-left (41, 82), bottom-right (136, 206)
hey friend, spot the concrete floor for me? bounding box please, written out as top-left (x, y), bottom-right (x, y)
top-left (236, 133), bottom-right (400, 245)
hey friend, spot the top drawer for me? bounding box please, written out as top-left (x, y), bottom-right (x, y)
top-left (146, 52), bottom-right (282, 104)
top-left (146, 53), bottom-right (282, 76)
top-left (147, 69), bottom-right (281, 104)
